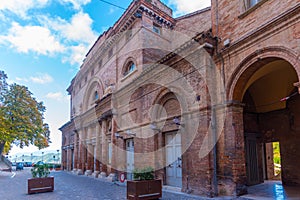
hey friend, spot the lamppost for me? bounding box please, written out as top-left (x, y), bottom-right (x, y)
top-left (42, 152), bottom-right (44, 162)
top-left (22, 154), bottom-right (24, 162)
top-left (31, 153), bottom-right (33, 162)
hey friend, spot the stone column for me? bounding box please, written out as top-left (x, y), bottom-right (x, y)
top-left (92, 142), bottom-right (100, 178)
top-left (85, 143), bottom-right (93, 176)
top-left (73, 132), bottom-right (78, 172)
top-left (111, 118), bottom-right (117, 173)
top-left (99, 120), bottom-right (108, 179)
top-left (77, 130), bottom-right (84, 175)
top-left (95, 123), bottom-right (101, 172)
top-left (67, 148), bottom-right (71, 171)
top-left (105, 119), bottom-right (117, 182)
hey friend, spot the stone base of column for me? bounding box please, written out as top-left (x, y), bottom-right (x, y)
top-left (77, 169), bottom-right (84, 175)
top-left (98, 172), bottom-right (107, 179)
top-left (85, 170), bottom-right (93, 176)
top-left (106, 173), bottom-right (117, 182)
top-left (72, 168), bottom-right (77, 174)
top-left (92, 171), bottom-right (100, 178)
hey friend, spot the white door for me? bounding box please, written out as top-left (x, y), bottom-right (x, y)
top-left (165, 132), bottom-right (182, 187)
top-left (126, 139), bottom-right (134, 180)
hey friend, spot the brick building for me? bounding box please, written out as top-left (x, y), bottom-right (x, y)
top-left (60, 0), bottom-right (300, 197)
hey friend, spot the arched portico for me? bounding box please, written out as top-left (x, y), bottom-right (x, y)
top-left (228, 46), bottom-right (300, 101)
top-left (227, 47), bottom-right (300, 194)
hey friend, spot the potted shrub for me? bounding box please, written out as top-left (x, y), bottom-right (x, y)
top-left (28, 163), bottom-right (54, 194)
top-left (127, 167), bottom-right (162, 200)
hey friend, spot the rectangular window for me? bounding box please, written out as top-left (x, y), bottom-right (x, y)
top-left (250, 0), bottom-right (260, 7)
top-left (245, 0), bottom-right (261, 9)
top-left (153, 24), bottom-right (161, 35)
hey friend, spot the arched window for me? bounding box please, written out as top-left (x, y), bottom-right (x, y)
top-left (123, 61), bottom-right (136, 76)
top-left (94, 91), bottom-right (99, 100)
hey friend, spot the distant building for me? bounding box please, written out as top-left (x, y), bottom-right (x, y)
top-left (60, 0), bottom-right (300, 197)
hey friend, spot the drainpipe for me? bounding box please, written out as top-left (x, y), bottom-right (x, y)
top-left (212, 0), bottom-right (225, 196)
top-left (212, 106), bottom-right (218, 197)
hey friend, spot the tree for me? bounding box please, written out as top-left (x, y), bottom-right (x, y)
top-left (0, 71), bottom-right (50, 155)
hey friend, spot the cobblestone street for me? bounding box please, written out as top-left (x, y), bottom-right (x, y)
top-left (2, 168), bottom-right (299, 199)
top-left (0, 169), bottom-right (244, 200)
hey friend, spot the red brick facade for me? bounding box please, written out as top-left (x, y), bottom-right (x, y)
top-left (60, 0), bottom-right (300, 197)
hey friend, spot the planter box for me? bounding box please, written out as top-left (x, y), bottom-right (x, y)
top-left (28, 177), bottom-right (54, 194)
top-left (127, 179), bottom-right (162, 200)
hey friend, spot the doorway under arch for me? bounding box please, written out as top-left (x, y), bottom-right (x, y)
top-left (238, 57), bottom-right (300, 187)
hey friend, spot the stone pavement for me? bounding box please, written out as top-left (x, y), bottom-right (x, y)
top-left (0, 168), bottom-right (252, 200)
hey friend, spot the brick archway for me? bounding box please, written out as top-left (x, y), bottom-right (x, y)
top-left (226, 46), bottom-right (300, 188)
top-left (227, 46), bottom-right (300, 102)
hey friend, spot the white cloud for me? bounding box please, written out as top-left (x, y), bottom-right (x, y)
top-left (168, 0), bottom-right (211, 16)
top-left (59, 0), bottom-right (91, 10)
top-left (15, 77), bottom-right (29, 83)
top-left (40, 12), bottom-right (97, 44)
top-left (0, 10), bottom-right (98, 66)
top-left (38, 12), bottom-right (98, 65)
top-left (30, 74), bottom-right (54, 84)
top-left (13, 74), bottom-right (54, 84)
top-left (0, 22), bottom-right (65, 56)
top-left (63, 44), bottom-right (89, 65)
top-left (0, 0), bottom-right (49, 18)
top-left (46, 92), bottom-right (69, 102)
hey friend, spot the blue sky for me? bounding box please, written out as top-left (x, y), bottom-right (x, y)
top-left (0, 0), bottom-right (211, 156)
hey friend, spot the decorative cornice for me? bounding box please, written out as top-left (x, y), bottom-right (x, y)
top-left (59, 120), bottom-right (74, 131)
top-left (98, 110), bottom-right (113, 121)
top-left (139, 5), bottom-right (175, 29)
top-left (95, 94), bottom-right (112, 118)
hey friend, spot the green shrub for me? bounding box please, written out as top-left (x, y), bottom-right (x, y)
top-left (31, 164), bottom-right (50, 178)
top-left (133, 167), bottom-right (154, 181)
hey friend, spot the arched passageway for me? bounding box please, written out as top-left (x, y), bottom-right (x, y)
top-left (238, 58), bottom-right (300, 187)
